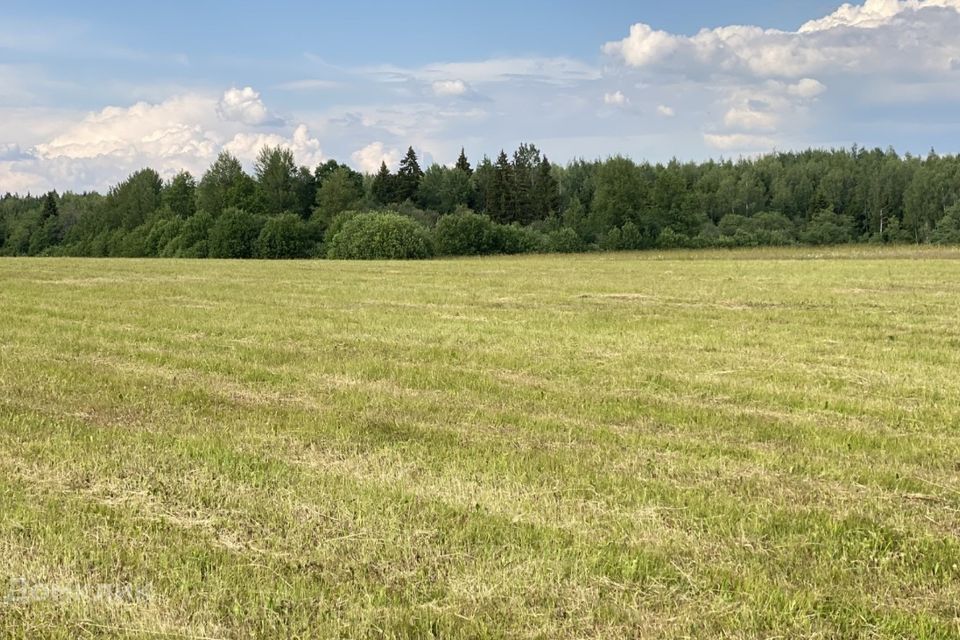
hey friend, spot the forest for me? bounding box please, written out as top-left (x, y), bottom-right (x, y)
top-left (3, 144), bottom-right (960, 259)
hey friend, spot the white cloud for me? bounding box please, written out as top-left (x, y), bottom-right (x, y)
top-left (432, 79), bottom-right (469, 97)
top-left (602, 23), bottom-right (679, 67)
top-left (217, 86), bottom-right (278, 125)
top-left (657, 105), bottom-right (675, 117)
top-left (799, 0), bottom-right (960, 32)
top-left (1, 88), bottom-right (323, 193)
top-left (36, 94), bottom-right (220, 163)
top-left (600, 1), bottom-right (960, 157)
top-left (603, 1), bottom-right (960, 78)
top-left (787, 78), bottom-right (827, 98)
top-left (351, 141), bottom-right (400, 173)
top-left (224, 124), bottom-right (324, 167)
top-left (724, 106), bottom-right (779, 132)
top-left (603, 91), bottom-right (628, 106)
top-left (703, 133), bottom-right (777, 151)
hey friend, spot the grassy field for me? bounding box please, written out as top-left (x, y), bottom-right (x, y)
top-left (1, 247), bottom-right (959, 639)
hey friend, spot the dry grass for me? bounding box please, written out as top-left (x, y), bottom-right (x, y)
top-left (1, 246), bottom-right (959, 638)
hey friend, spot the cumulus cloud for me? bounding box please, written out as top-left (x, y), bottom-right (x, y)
top-left (603, 0), bottom-right (960, 79)
top-left (724, 106), bottom-right (778, 132)
top-left (1, 88), bottom-right (323, 193)
top-left (432, 79), bottom-right (469, 97)
top-left (217, 86), bottom-right (279, 125)
top-left (600, 1), bottom-right (960, 156)
top-left (798, 0), bottom-right (960, 32)
top-left (224, 124), bottom-right (324, 167)
top-left (351, 141), bottom-right (400, 173)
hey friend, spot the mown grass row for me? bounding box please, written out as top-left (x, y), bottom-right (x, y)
top-left (1, 247), bottom-right (959, 638)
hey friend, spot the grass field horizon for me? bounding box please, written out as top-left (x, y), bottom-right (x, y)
top-left (2, 247), bottom-right (959, 638)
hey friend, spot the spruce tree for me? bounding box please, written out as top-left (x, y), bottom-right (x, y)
top-left (372, 161), bottom-right (395, 205)
top-left (41, 191), bottom-right (58, 220)
top-left (488, 151), bottom-right (515, 224)
top-left (455, 148), bottom-right (472, 175)
top-left (512, 143), bottom-right (540, 223)
top-left (395, 147), bottom-right (424, 203)
top-left (533, 156), bottom-right (560, 220)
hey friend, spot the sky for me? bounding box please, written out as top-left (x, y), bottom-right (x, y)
top-left (2, 0), bottom-right (960, 193)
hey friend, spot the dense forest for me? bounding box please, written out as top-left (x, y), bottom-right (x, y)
top-left (3, 144), bottom-right (960, 259)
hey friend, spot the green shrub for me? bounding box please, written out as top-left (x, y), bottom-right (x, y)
top-left (327, 212), bottom-right (433, 260)
top-left (619, 221), bottom-right (646, 250)
top-left (801, 209), bottom-right (855, 245)
top-left (492, 223), bottom-right (544, 254)
top-left (208, 208), bottom-right (263, 258)
top-left (322, 210), bottom-right (361, 245)
top-left (433, 210), bottom-right (498, 256)
top-left (256, 213), bottom-right (315, 259)
top-left (146, 218), bottom-right (184, 256)
top-left (544, 227), bottom-right (585, 253)
top-left (165, 210), bottom-right (213, 257)
top-left (656, 227), bottom-right (688, 249)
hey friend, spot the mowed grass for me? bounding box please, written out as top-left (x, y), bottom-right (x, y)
top-left (1, 247), bottom-right (959, 639)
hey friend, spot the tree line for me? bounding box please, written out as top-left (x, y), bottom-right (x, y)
top-left (3, 143), bottom-right (960, 259)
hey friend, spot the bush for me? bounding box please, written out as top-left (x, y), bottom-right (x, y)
top-left (619, 221), bottom-right (646, 250)
top-left (208, 207), bottom-right (263, 258)
top-left (165, 210), bottom-right (213, 257)
top-left (656, 227), bottom-right (688, 249)
top-left (544, 227), bottom-right (585, 253)
top-left (599, 221), bottom-right (648, 251)
top-left (327, 212), bottom-right (433, 259)
top-left (256, 213), bottom-right (315, 259)
top-left (492, 223), bottom-right (544, 254)
top-left (146, 218), bottom-right (183, 256)
top-left (801, 209), bottom-right (855, 245)
top-left (433, 211), bottom-right (499, 256)
top-left (321, 210), bottom-right (361, 245)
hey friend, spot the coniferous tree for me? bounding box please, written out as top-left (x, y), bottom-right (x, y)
top-left (471, 156), bottom-right (494, 213)
top-left (372, 161), bottom-right (395, 205)
top-left (395, 147), bottom-right (424, 203)
top-left (41, 191), bottom-right (59, 220)
top-left (488, 151), bottom-right (515, 224)
top-left (455, 148), bottom-right (473, 175)
top-left (533, 156), bottom-right (560, 220)
top-left (512, 143), bottom-right (540, 223)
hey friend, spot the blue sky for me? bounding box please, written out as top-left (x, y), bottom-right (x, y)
top-left (2, 0), bottom-right (960, 192)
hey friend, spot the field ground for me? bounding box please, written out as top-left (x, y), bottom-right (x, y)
top-left (1, 246), bottom-right (959, 638)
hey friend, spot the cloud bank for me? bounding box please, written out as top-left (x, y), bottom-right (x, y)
top-left (1, 88), bottom-right (323, 193)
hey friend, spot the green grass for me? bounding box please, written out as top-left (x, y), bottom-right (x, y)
top-left (1, 246), bottom-right (959, 638)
